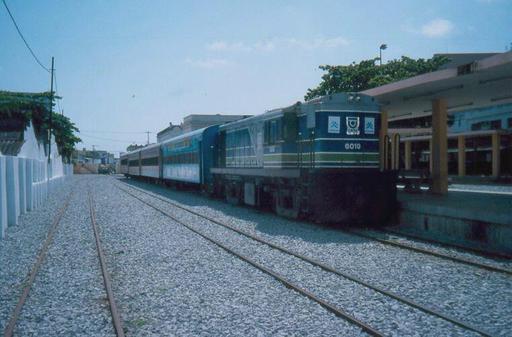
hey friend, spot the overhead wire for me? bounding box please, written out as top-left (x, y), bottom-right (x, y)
top-left (2, 0), bottom-right (50, 73)
top-left (78, 132), bottom-right (145, 144)
top-left (3, 0), bottom-right (65, 117)
top-left (79, 130), bottom-right (156, 134)
top-left (3, 0), bottom-right (152, 145)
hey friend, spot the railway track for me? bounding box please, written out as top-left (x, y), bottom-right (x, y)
top-left (3, 189), bottom-right (74, 337)
top-left (379, 227), bottom-right (512, 260)
top-left (3, 187), bottom-right (124, 337)
top-left (115, 183), bottom-right (384, 337)
top-left (122, 178), bottom-right (512, 276)
top-left (87, 188), bottom-right (125, 337)
top-left (116, 181), bottom-right (492, 337)
top-left (345, 229), bottom-right (512, 276)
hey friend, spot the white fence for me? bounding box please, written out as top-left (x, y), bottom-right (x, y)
top-left (0, 156), bottom-right (73, 239)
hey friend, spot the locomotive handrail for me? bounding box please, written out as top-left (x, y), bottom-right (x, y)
top-left (383, 135), bottom-right (390, 170)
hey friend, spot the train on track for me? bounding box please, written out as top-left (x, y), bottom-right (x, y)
top-left (120, 93), bottom-right (397, 224)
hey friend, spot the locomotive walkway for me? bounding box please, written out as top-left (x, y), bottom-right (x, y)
top-left (0, 175), bottom-right (511, 336)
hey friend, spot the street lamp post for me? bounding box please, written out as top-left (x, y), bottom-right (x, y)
top-left (379, 44), bottom-right (387, 66)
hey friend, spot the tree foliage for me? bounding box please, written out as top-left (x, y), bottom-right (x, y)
top-left (305, 56), bottom-right (449, 101)
top-left (0, 91), bottom-right (81, 160)
top-left (126, 144), bottom-right (145, 152)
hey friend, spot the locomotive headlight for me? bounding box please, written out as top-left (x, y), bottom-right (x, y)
top-left (348, 95), bottom-right (354, 102)
top-left (355, 95), bottom-right (361, 102)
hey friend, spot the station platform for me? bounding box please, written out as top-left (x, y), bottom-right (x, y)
top-left (389, 186), bottom-right (512, 256)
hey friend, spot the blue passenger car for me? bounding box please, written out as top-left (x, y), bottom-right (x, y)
top-left (161, 125), bottom-right (218, 188)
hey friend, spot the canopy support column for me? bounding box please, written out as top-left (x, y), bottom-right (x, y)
top-left (431, 98), bottom-right (448, 194)
top-left (457, 135), bottom-right (466, 177)
top-left (404, 141), bottom-right (412, 170)
top-left (379, 110), bottom-right (388, 170)
top-left (492, 133), bottom-right (501, 178)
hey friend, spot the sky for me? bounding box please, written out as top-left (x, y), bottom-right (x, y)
top-left (1, 0), bottom-right (511, 155)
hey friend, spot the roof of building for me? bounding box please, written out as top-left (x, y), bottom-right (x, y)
top-left (0, 136), bottom-right (25, 156)
top-left (361, 51), bottom-right (512, 120)
top-left (435, 53), bottom-right (500, 70)
top-left (157, 123), bottom-right (183, 136)
top-left (0, 119), bottom-right (25, 155)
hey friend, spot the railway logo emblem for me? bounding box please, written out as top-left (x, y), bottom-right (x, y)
top-left (346, 117), bottom-right (360, 135)
top-left (364, 117), bottom-right (375, 134)
top-left (328, 116), bottom-right (340, 134)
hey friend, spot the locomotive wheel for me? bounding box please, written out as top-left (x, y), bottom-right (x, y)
top-left (225, 182), bottom-right (242, 205)
top-left (274, 186), bottom-right (300, 219)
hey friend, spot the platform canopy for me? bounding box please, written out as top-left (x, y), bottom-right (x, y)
top-left (362, 51), bottom-right (512, 194)
top-left (362, 52), bottom-right (512, 121)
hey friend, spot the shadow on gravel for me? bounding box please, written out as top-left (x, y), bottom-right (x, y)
top-left (115, 176), bottom-right (367, 246)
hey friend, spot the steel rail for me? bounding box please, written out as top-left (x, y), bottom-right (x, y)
top-left (87, 188), bottom-right (125, 337)
top-left (116, 185), bottom-right (384, 337)
top-left (345, 229), bottom-right (512, 276)
top-left (116, 181), bottom-right (493, 337)
top-left (121, 179), bottom-right (512, 275)
top-left (380, 227), bottom-right (512, 260)
top-left (3, 189), bottom-right (74, 337)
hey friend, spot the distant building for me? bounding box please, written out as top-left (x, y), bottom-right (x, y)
top-left (156, 123), bottom-right (183, 143)
top-left (182, 114), bottom-right (251, 132)
top-left (73, 148), bottom-right (115, 165)
top-left (156, 114), bottom-right (252, 143)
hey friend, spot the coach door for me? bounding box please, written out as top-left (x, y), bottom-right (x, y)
top-left (298, 130), bottom-right (315, 169)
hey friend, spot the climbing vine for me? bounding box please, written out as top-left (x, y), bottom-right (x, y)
top-left (0, 91), bottom-right (81, 160)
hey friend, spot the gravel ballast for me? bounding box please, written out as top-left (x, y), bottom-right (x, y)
top-left (92, 175), bottom-right (368, 336)
top-left (3, 174), bottom-right (510, 336)
top-left (0, 177), bottom-right (76, 332)
top-left (119, 176), bottom-right (512, 337)
top-left (118, 181), bottom-right (480, 336)
top-left (13, 177), bottom-right (114, 336)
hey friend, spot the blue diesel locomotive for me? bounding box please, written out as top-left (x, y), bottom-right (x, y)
top-left (120, 93), bottom-right (397, 224)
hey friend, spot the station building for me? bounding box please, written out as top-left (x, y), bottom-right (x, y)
top-left (363, 51), bottom-right (512, 191)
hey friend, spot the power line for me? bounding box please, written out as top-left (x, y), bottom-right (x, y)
top-left (2, 0), bottom-right (50, 73)
top-left (79, 129), bottom-right (157, 134)
top-left (78, 132), bottom-right (144, 143)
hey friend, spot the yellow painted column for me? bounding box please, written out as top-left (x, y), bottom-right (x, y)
top-left (379, 110), bottom-right (388, 170)
top-left (390, 133), bottom-right (396, 170)
top-left (457, 135), bottom-right (466, 177)
top-left (404, 141), bottom-right (412, 170)
top-left (393, 134), bottom-right (400, 169)
top-left (431, 98), bottom-right (448, 194)
top-left (492, 133), bottom-right (501, 178)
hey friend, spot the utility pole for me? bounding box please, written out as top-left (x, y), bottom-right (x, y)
top-left (145, 131), bottom-right (150, 145)
top-left (48, 56), bottom-right (54, 164)
top-left (92, 145), bottom-right (97, 164)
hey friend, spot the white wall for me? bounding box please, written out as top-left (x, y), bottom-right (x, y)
top-left (0, 122), bottom-right (73, 239)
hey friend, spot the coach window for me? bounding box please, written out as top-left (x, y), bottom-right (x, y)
top-left (266, 121), bottom-right (271, 144)
top-left (268, 120), bottom-right (277, 145)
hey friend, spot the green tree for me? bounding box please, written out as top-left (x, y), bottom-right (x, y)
top-left (0, 91), bottom-right (81, 161)
top-left (305, 55), bottom-right (449, 101)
